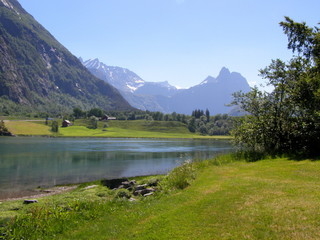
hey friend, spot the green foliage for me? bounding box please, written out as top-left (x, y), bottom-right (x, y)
top-left (51, 120), bottom-right (59, 133)
top-left (114, 189), bottom-right (132, 199)
top-left (189, 111), bottom-right (233, 135)
top-left (73, 107), bottom-right (86, 119)
top-left (0, 4), bottom-right (132, 116)
top-left (1, 199), bottom-right (106, 240)
top-left (161, 160), bottom-right (196, 191)
top-left (232, 17), bottom-right (320, 157)
top-left (187, 117), bottom-right (196, 132)
top-left (87, 108), bottom-right (103, 118)
top-left (0, 120), bottom-right (10, 136)
top-left (87, 116), bottom-right (98, 129)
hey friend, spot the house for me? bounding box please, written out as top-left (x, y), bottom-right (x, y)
top-left (100, 115), bottom-right (117, 121)
top-left (62, 120), bottom-right (72, 127)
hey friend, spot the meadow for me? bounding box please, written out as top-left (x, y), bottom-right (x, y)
top-left (4, 119), bottom-right (230, 139)
top-left (1, 156), bottom-right (320, 239)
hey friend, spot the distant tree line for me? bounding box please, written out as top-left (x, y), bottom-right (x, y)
top-left (69, 107), bottom-right (233, 136)
top-left (188, 109), bottom-right (233, 135)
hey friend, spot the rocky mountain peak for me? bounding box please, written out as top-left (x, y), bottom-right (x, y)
top-left (217, 67), bottom-right (231, 79)
top-left (81, 57), bottom-right (251, 114)
top-left (81, 58), bottom-right (145, 93)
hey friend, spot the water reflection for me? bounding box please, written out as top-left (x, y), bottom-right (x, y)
top-left (0, 137), bottom-right (233, 199)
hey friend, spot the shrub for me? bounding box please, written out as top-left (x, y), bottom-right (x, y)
top-left (51, 120), bottom-right (59, 133)
top-left (87, 116), bottom-right (98, 129)
top-left (161, 160), bottom-right (196, 191)
top-left (114, 189), bottom-right (132, 199)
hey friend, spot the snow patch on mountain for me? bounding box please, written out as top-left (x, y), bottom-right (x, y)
top-left (1, 0), bottom-right (20, 15)
top-left (81, 58), bottom-right (146, 93)
top-left (80, 57), bottom-right (251, 115)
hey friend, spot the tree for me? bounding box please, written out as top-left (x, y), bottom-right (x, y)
top-left (88, 116), bottom-right (98, 129)
top-left (188, 117), bottom-right (196, 133)
top-left (232, 17), bottom-right (320, 157)
top-left (51, 121), bottom-right (59, 133)
top-left (88, 108), bottom-right (103, 118)
top-left (0, 120), bottom-right (11, 136)
top-left (205, 109), bottom-right (210, 123)
top-left (73, 107), bottom-right (86, 119)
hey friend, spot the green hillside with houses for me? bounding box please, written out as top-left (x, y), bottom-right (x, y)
top-left (3, 119), bottom-right (230, 139)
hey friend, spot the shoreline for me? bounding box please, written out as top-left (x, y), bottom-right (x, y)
top-left (2, 134), bottom-right (232, 140)
top-left (0, 186), bottom-right (78, 202)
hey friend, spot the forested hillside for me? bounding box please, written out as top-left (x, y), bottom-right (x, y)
top-left (0, 0), bottom-right (133, 116)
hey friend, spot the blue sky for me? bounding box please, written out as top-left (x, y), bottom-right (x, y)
top-left (18, 0), bottom-right (320, 89)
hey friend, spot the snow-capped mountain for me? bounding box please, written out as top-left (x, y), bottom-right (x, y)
top-left (81, 58), bottom-right (251, 115)
top-left (80, 58), bottom-right (180, 112)
top-left (135, 81), bottom-right (179, 97)
top-left (80, 58), bottom-right (145, 93)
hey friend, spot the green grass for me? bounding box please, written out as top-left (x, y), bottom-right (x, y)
top-left (5, 120), bottom-right (53, 136)
top-left (4, 119), bottom-right (230, 139)
top-left (2, 156), bottom-right (320, 239)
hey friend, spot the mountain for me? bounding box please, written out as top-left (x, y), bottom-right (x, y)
top-left (82, 57), bottom-right (251, 115)
top-left (135, 81), bottom-right (179, 97)
top-left (80, 58), bottom-right (145, 93)
top-left (167, 67), bottom-right (251, 114)
top-left (82, 58), bottom-right (179, 112)
top-left (0, 0), bottom-right (132, 115)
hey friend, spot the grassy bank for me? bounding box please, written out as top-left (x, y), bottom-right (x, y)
top-left (2, 156), bottom-right (320, 239)
top-left (4, 119), bottom-right (230, 139)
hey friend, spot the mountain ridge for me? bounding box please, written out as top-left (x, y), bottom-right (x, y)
top-left (82, 58), bottom-right (251, 115)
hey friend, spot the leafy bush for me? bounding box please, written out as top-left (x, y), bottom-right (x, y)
top-left (87, 116), bottom-right (98, 129)
top-left (161, 160), bottom-right (196, 191)
top-left (51, 120), bottom-right (59, 133)
top-left (114, 189), bottom-right (132, 199)
top-left (96, 189), bottom-right (111, 198)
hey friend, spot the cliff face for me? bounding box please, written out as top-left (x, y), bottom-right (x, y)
top-left (0, 0), bottom-right (133, 114)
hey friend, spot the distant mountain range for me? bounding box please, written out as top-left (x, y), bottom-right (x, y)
top-left (81, 58), bottom-right (181, 112)
top-left (82, 58), bottom-right (251, 115)
top-left (0, 0), bottom-right (251, 116)
top-left (0, 0), bottom-right (133, 115)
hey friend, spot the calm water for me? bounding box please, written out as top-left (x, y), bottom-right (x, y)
top-left (0, 137), bottom-right (233, 199)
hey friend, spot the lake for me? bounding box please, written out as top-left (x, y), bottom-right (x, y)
top-left (0, 137), bottom-right (233, 199)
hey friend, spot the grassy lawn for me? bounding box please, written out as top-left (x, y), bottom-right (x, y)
top-left (2, 157), bottom-right (320, 239)
top-left (5, 120), bottom-right (53, 136)
top-left (58, 158), bottom-right (320, 240)
top-left (4, 119), bottom-right (230, 139)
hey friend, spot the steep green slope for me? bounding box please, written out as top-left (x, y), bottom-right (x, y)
top-left (0, 0), bottom-right (133, 115)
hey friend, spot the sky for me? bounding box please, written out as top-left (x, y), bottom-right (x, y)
top-left (18, 0), bottom-right (320, 89)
